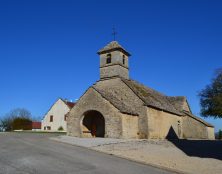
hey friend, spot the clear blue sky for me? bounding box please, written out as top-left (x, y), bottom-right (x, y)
top-left (0, 0), bottom-right (221, 131)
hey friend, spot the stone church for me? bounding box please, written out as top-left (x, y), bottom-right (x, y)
top-left (67, 41), bottom-right (215, 139)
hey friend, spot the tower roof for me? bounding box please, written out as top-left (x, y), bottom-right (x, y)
top-left (97, 41), bottom-right (131, 56)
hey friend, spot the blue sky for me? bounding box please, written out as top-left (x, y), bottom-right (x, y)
top-left (0, 0), bottom-right (221, 131)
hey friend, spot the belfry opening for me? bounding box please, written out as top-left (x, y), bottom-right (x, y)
top-left (81, 110), bottom-right (105, 138)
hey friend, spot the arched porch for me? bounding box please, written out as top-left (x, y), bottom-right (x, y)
top-left (81, 110), bottom-right (105, 138)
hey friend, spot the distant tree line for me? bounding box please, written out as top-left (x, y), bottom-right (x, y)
top-left (0, 108), bottom-right (33, 131)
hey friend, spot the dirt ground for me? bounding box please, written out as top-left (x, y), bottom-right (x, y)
top-left (93, 139), bottom-right (222, 174)
top-left (52, 136), bottom-right (222, 174)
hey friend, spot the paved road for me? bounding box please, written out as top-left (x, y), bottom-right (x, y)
top-left (0, 133), bottom-right (174, 174)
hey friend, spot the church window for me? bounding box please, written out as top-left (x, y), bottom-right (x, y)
top-left (50, 115), bottom-right (53, 122)
top-left (106, 54), bottom-right (111, 64)
top-left (123, 55), bottom-right (125, 64)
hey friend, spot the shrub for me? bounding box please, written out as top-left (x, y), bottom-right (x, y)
top-left (58, 126), bottom-right (64, 131)
top-left (12, 117), bottom-right (32, 130)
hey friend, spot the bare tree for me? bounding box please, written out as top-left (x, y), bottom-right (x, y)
top-left (0, 108), bottom-right (32, 131)
top-left (9, 108), bottom-right (32, 119)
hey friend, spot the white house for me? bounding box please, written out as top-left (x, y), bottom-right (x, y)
top-left (42, 98), bottom-right (75, 131)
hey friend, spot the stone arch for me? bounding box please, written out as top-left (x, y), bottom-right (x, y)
top-left (80, 110), bottom-right (105, 138)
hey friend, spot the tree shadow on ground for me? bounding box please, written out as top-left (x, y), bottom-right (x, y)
top-left (169, 139), bottom-right (222, 160)
top-left (166, 126), bottom-right (222, 160)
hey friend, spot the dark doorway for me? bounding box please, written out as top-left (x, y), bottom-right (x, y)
top-left (82, 110), bottom-right (105, 137)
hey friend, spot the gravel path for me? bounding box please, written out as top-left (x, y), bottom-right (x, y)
top-left (52, 136), bottom-right (222, 174)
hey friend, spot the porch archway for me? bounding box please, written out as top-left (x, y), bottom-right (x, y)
top-left (81, 110), bottom-right (105, 138)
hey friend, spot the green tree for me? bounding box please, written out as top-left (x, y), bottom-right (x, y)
top-left (0, 108), bottom-right (32, 131)
top-left (218, 129), bottom-right (222, 140)
top-left (12, 117), bottom-right (32, 130)
top-left (199, 69), bottom-right (222, 118)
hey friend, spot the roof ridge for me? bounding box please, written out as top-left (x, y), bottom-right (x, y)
top-left (60, 98), bottom-right (75, 109)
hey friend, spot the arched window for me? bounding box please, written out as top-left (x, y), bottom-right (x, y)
top-left (123, 55), bottom-right (125, 65)
top-left (106, 54), bottom-right (111, 64)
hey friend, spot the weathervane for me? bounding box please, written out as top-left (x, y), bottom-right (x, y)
top-left (112, 27), bottom-right (117, 41)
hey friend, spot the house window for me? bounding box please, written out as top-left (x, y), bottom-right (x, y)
top-left (47, 126), bottom-right (51, 130)
top-left (50, 115), bottom-right (53, 122)
top-left (106, 54), bottom-right (111, 64)
top-left (123, 55), bottom-right (125, 64)
top-left (44, 127), bottom-right (46, 130)
top-left (64, 115), bottom-right (68, 121)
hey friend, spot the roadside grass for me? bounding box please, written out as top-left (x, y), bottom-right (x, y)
top-left (11, 130), bottom-right (67, 135)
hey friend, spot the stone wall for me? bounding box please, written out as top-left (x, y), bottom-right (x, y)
top-left (207, 127), bottom-right (215, 140)
top-left (147, 108), bottom-right (182, 139)
top-left (100, 65), bottom-right (129, 79)
top-left (68, 77), bottom-right (215, 140)
top-left (147, 107), bottom-right (214, 140)
top-left (67, 77), bottom-right (149, 139)
top-left (94, 78), bottom-right (148, 138)
top-left (100, 50), bottom-right (129, 68)
top-left (182, 116), bottom-right (213, 139)
top-left (99, 50), bottom-right (129, 79)
top-left (67, 88), bottom-right (122, 138)
top-left (121, 114), bottom-right (139, 138)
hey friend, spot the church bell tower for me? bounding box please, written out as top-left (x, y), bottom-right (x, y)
top-left (97, 41), bottom-right (131, 80)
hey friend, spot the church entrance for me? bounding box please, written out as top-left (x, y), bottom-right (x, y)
top-left (82, 110), bottom-right (105, 138)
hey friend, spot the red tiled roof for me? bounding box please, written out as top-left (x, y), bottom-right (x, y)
top-left (32, 122), bottom-right (41, 129)
top-left (65, 101), bottom-right (75, 109)
top-left (60, 98), bottom-right (76, 109)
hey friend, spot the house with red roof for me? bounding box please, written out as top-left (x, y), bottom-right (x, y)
top-left (42, 98), bottom-right (75, 131)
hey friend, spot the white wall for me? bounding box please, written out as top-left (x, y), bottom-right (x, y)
top-left (41, 99), bottom-right (70, 131)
